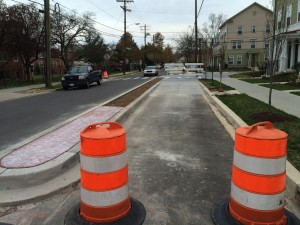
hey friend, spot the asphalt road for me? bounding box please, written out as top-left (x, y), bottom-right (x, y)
top-left (0, 72), bottom-right (153, 152)
top-left (0, 74), bottom-right (234, 225)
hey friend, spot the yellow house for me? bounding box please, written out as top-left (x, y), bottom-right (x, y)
top-left (213, 2), bottom-right (273, 70)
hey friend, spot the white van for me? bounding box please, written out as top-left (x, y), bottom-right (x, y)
top-left (185, 63), bottom-right (204, 73)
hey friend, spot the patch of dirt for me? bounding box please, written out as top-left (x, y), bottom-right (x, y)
top-left (17, 88), bottom-right (50, 94)
top-left (249, 112), bottom-right (293, 122)
top-left (105, 78), bottom-right (162, 107)
top-left (198, 79), bottom-right (218, 91)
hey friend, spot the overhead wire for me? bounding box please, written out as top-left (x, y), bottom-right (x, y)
top-left (8, 0), bottom-right (185, 45)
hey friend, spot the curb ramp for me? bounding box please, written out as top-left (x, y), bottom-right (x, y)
top-left (0, 80), bottom-right (162, 206)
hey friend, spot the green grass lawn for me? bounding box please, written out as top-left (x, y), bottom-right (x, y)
top-left (217, 94), bottom-right (300, 171)
top-left (200, 79), bottom-right (235, 91)
top-left (0, 75), bottom-right (62, 89)
top-left (229, 73), bottom-right (251, 79)
top-left (291, 91), bottom-right (300, 96)
top-left (260, 82), bottom-right (300, 91)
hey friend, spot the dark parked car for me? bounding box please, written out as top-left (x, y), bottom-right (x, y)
top-left (61, 65), bottom-right (102, 90)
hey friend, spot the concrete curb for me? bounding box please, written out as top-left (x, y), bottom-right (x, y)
top-left (198, 80), bottom-right (300, 200)
top-left (0, 79), bottom-right (161, 206)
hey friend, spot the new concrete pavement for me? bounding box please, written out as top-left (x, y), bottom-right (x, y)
top-left (0, 73), bottom-right (299, 224)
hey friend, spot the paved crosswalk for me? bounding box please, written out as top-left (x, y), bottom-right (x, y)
top-left (111, 74), bottom-right (202, 81)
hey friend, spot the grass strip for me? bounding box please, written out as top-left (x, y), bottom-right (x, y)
top-left (291, 91), bottom-right (300, 96)
top-left (260, 82), bottom-right (300, 91)
top-left (217, 94), bottom-right (300, 171)
top-left (200, 79), bottom-right (235, 91)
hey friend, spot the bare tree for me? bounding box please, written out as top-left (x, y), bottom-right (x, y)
top-left (267, 0), bottom-right (289, 113)
top-left (51, 10), bottom-right (94, 70)
top-left (201, 13), bottom-right (227, 87)
top-left (175, 27), bottom-right (195, 62)
top-left (201, 13), bottom-right (227, 42)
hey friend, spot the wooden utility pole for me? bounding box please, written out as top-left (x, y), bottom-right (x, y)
top-left (195, 0), bottom-right (198, 63)
top-left (117, 0), bottom-right (133, 75)
top-left (141, 24), bottom-right (150, 46)
top-left (44, 0), bottom-right (51, 87)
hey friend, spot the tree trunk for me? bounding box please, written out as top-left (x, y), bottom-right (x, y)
top-left (25, 64), bottom-right (31, 81)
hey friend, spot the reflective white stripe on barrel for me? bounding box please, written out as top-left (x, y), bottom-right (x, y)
top-left (231, 183), bottom-right (285, 211)
top-left (234, 150), bottom-right (286, 175)
top-left (81, 185), bottom-right (129, 207)
top-left (80, 151), bottom-right (127, 173)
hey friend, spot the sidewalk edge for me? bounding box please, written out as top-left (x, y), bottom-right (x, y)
top-left (0, 79), bottom-right (162, 206)
top-left (199, 80), bottom-right (300, 200)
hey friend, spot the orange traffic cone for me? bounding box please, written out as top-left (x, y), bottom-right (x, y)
top-left (211, 122), bottom-right (300, 225)
top-left (103, 70), bottom-right (109, 79)
top-left (65, 122), bottom-right (146, 225)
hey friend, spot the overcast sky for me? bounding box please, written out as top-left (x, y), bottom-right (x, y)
top-left (5, 0), bottom-right (271, 46)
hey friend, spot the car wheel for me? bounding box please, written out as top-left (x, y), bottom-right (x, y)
top-left (63, 86), bottom-right (68, 90)
top-left (97, 79), bottom-right (101, 85)
top-left (85, 80), bottom-right (90, 89)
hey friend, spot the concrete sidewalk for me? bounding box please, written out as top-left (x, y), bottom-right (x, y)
top-left (221, 76), bottom-right (300, 119)
top-left (0, 82), bottom-right (60, 102)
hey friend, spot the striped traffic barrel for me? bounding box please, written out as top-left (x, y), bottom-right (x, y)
top-left (211, 122), bottom-right (300, 225)
top-left (80, 122), bottom-right (130, 223)
top-left (64, 122), bottom-right (146, 225)
top-left (230, 121), bottom-right (287, 225)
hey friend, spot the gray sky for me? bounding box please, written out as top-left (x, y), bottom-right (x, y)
top-left (5, 0), bottom-right (271, 46)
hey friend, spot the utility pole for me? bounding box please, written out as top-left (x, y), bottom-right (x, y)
top-left (141, 24), bottom-right (150, 67)
top-left (141, 24), bottom-right (150, 46)
top-left (117, 0), bottom-right (133, 75)
top-left (195, 0), bottom-right (198, 63)
top-left (44, 0), bottom-right (51, 87)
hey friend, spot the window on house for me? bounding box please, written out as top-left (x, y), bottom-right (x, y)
top-left (287, 4), bottom-right (292, 27)
top-left (38, 52), bottom-right (45, 58)
top-left (265, 41), bottom-right (270, 48)
top-left (265, 24), bottom-right (270, 33)
top-left (252, 26), bottom-right (256, 33)
top-left (287, 17), bottom-right (291, 27)
top-left (237, 26), bottom-right (243, 34)
top-left (38, 61), bottom-right (44, 67)
top-left (278, 11), bottom-right (282, 30)
top-left (228, 56), bottom-right (234, 65)
top-left (237, 55), bottom-right (242, 65)
top-left (298, 0), bottom-right (300, 22)
top-left (232, 41), bottom-right (242, 49)
top-left (264, 54), bottom-right (268, 61)
top-left (250, 40), bottom-right (256, 48)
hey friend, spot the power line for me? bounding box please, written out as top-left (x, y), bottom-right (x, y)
top-left (51, 0), bottom-right (124, 33)
top-left (85, 0), bottom-right (119, 21)
top-left (197, 0), bottom-right (205, 18)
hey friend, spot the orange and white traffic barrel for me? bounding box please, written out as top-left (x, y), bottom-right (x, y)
top-left (211, 122), bottom-right (300, 225)
top-left (65, 122), bottom-right (146, 225)
top-left (103, 70), bottom-right (109, 79)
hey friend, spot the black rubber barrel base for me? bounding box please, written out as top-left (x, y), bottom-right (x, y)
top-left (211, 198), bottom-right (300, 225)
top-left (64, 198), bottom-right (146, 225)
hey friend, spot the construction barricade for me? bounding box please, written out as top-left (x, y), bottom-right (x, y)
top-left (211, 122), bottom-right (300, 225)
top-left (103, 70), bottom-right (109, 79)
top-left (65, 122), bottom-right (146, 225)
